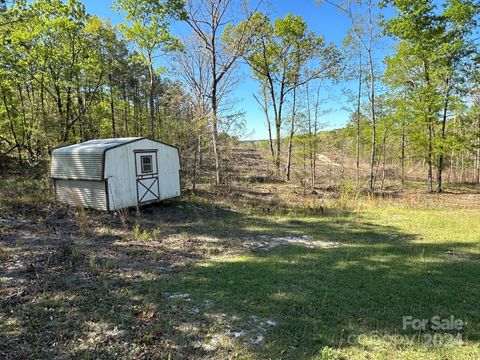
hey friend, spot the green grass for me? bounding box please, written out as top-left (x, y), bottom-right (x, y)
top-left (2, 179), bottom-right (480, 359)
top-left (132, 207), bottom-right (480, 359)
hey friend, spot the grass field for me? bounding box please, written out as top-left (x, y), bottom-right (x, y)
top-left (1, 177), bottom-right (480, 359)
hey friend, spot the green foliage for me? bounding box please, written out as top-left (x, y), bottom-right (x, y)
top-left (115, 0), bottom-right (186, 58)
top-left (382, 0), bottom-right (479, 189)
top-left (1, 0), bottom-right (480, 190)
top-left (243, 13), bottom-right (342, 89)
top-left (0, 0), bottom-right (203, 184)
top-left (229, 12), bottom-right (342, 169)
top-left (132, 224), bottom-right (162, 241)
top-left (337, 178), bottom-right (359, 208)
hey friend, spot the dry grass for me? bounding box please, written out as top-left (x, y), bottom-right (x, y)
top-left (63, 188), bottom-right (92, 237)
top-left (115, 203), bottom-right (130, 231)
top-left (2, 146), bottom-right (480, 359)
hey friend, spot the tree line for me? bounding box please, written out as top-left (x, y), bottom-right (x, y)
top-left (1, 0), bottom-right (479, 193)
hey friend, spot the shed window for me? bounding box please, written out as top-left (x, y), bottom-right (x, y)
top-left (141, 155), bottom-right (153, 173)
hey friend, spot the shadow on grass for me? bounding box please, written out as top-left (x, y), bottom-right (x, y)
top-left (124, 212), bottom-right (479, 359)
top-left (152, 242), bottom-right (480, 359)
top-left (2, 200), bottom-right (480, 359)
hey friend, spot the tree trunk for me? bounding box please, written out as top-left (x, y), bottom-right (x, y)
top-left (211, 78), bottom-right (221, 186)
top-left (76, 87), bottom-right (85, 141)
top-left (263, 91), bottom-right (275, 164)
top-left (423, 61), bottom-right (434, 193)
top-left (476, 117), bottom-right (480, 184)
top-left (461, 150), bottom-right (465, 182)
top-left (16, 84), bottom-right (27, 158)
top-left (24, 83), bottom-right (35, 163)
top-left (302, 140), bottom-right (307, 195)
top-left (274, 79), bottom-right (286, 173)
top-left (285, 86), bottom-right (297, 181)
top-left (255, 90), bottom-right (275, 164)
top-left (122, 82), bottom-right (128, 136)
top-left (367, 49), bottom-right (376, 193)
top-left (2, 91), bottom-right (22, 165)
top-left (312, 85), bottom-right (321, 191)
top-left (53, 84), bottom-right (64, 141)
top-left (401, 118), bottom-right (406, 189)
top-left (63, 87), bottom-right (72, 142)
top-left (437, 86), bottom-right (450, 193)
top-left (192, 134), bottom-right (201, 192)
top-left (306, 83), bottom-right (314, 191)
top-left (109, 74), bottom-right (116, 137)
top-left (356, 52), bottom-right (362, 183)
top-left (380, 126), bottom-right (387, 191)
top-left (427, 119), bottom-right (434, 193)
top-left (148, 60), bottom-right (155, 138)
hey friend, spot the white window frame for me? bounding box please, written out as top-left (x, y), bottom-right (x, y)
top-left (140, 155), bottom-right (153, 174)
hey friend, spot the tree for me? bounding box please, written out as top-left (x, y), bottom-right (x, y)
top-left (321, 0), bottom-right (383, 192)
top-left (115, 0), bottom-right (186, 138)
top-left (170, 35), bottom-right (212, 190)
top-left (341, 28), bottom-right (365, 184)
top-left (434, 0), bottom-right (478, 192)
top-left (1, 0), bottom-right (107, 149)
top-left (0, 0), bottom-right (197, 172)
top-left (239, 13), bottom-right (341, 174)
top-left (385, 0), bottom-right (479, 192)
top-left (306, 80), bottom-right (329, 190)
top-left (183, 0), bottom-right (263, 185)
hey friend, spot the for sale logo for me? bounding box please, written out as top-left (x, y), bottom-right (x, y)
top-left (402, 316), bottom-right (464, 331)
top-left (340, 316), bottom-right (465, 348)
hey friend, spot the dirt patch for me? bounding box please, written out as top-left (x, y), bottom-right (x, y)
top-left (244, 235), bottom-right (344, 251)
top-left (166, 293), bottom-right (278, 351)
top-left (190, 312), bottom-right (278, 351)
top-left (316, 154), bottom-right (340, 167)
top-left (167, 293), bottom-right (192, 301)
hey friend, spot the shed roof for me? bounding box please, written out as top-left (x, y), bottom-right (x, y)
top-left (51, 137), bottom-right (179, 181)
top-left (52, 137), bottom-right (143, 155)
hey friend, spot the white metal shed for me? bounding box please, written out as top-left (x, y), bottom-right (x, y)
top-left (50, 137), bottom-right (181, 211)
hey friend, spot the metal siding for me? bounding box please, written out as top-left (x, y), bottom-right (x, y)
top-left (55, 179), bottom-right (107, 210)
top-left (51, 153), bottom-right (103, 180)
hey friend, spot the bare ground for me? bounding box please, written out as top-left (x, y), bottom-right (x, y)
top-left (1, 145), bottom-right (480, 359)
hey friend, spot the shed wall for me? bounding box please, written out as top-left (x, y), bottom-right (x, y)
top-left (55, 179), bottom-right (107, 210)
top-left (157, 145), bottom-right (181, 200)
top-left (104, 139), bottom-right (180, 210)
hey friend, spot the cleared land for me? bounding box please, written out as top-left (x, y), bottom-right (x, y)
top-left (1, 147), bottom-right (480, 359)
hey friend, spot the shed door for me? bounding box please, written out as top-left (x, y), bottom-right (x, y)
top-left (134, 151), bottom-right (160, 204)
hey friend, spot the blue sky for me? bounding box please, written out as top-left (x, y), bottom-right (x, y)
top-left (82, 0), bottom-right (380, 140)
